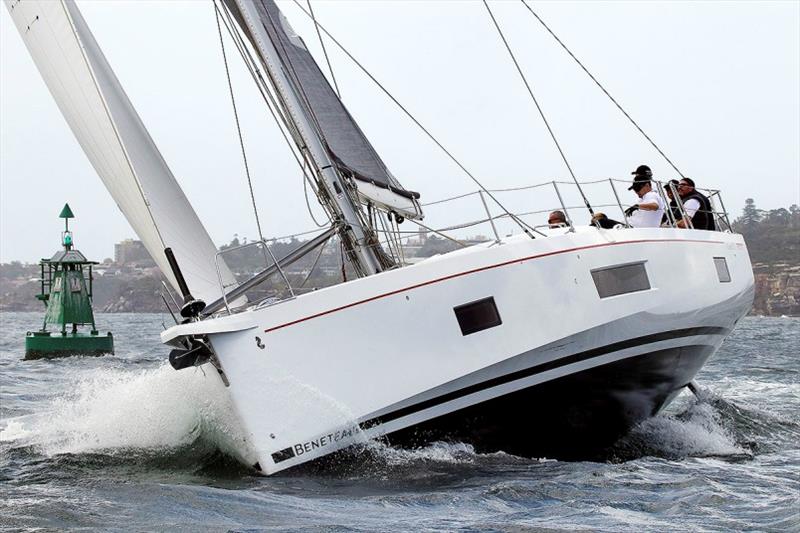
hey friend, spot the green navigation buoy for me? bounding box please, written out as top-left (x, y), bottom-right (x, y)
top-left (24, 204), bottom-right (114, 359)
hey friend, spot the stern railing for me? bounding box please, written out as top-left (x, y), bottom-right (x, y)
top-left (368, 177), bottom-right (733, 263)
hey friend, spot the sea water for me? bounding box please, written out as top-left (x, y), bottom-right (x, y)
top-left (0, 313), bottom-right (797, 531)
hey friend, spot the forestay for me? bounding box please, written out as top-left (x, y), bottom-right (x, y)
top-left (5, 0), bottom-right (239, 305)
top-left (226, 0), bottom-right (422, 219)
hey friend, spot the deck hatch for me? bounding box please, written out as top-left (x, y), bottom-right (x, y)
top-left (591, 262), bottom-right (650, 298)
top-left (454, 297), bottom-right (502, 336)
top-left (714, 257), bottom-right (731, 283)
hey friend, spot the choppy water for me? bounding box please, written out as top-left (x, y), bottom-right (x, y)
top-left (1, 313), bottom-right (798, 532)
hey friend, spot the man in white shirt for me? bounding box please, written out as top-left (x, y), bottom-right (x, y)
top-left (624, 165), bottom-right (665, 228)
top-left (676, 177), bottom-right (715, 230)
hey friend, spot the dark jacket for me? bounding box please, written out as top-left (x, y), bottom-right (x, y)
top-left (593, 215), bottom-right (623, 229)
top-left (662, 199), bottom-right (683, 225)
top-left (682, 190), bottom-right (716, 230)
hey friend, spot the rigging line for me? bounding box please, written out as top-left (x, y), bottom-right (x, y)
top-left (421, 190), bottom-right (481, 207)
top-left (222, 7), bottom-right (306, 157)
top-left (262, 3), bottom-right (333, 158)
top-left (289, 0), bottom-right (543, 239)
top-left (220, 4), bottom-right (298, 135)
top-left (391, 214), bottom-right (405, 264)
top-left (218, 6), bottom-right (318, 186)
top-left (214, 1), bottom-right (265, 243)
top-left (258, 3), bottom-right (376, 278)
top-left (272, 3), bottom-right (389, 194)
top-left (265, 226), bottom-right (329, 242)
top-left (217, 3), bottom-right (334, 228)
top-left (223, 9), bottom-right (305, 159)
top-left (520, 0), bottom-right (686, 179)
top-left (339, 240), bottom-right (347, 282)
top-left (302, 159), bottom-right (328, 227)
top-left (376, 211), bottom-right (398, 260)
top-left (406, 218), bottom-right (469, 248)
top-left (385, 214), bottom-right (402, 263)
top-left (392, 214), bottom-right (406, 265)
top-left (307, 0), bottom-right (341, 99)
top-left (483, 0), bottom-right (594, 218)
top-left (298, 232), bottom-right (331, 288)
top-left (216, 5), bottom-right (296, 297)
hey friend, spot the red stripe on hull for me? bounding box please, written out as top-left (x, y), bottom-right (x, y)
top-left (264, 238), bottom-right (724, 333)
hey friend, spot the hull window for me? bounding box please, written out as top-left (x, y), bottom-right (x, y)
top-left (454, 297), bottom-right (502, 336)
top-left (591, 262), bottom-right (650, 298)
top-left (714, 257), bottom-right (731, 282)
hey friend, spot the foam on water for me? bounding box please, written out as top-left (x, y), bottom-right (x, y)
top-left (0, 363), bottom-right (257, 465)
top-left (616, 396), bottom-right (749, 460)
top-left (710, 376), bottom-right (800, 407)
top-left (367, 440), bottom-right (480, 466)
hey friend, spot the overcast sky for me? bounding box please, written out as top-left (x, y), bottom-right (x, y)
top-left (1, 0), bottom-right (798, 263)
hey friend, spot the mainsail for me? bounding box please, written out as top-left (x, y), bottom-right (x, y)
top-left (225, 0), bottom-right (422, 220)
top-left (6, 0), bottom-right (239, 305)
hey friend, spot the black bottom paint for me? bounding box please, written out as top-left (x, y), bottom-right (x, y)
top-left (383, 344), bottom-right (716, 460)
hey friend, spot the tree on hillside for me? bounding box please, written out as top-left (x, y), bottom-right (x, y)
top-left (735, 198), bottom-right (762, 233)
top-left (790, 204), bottom-right (800, 229)
top-left (731, 199), bottom-right (799, 264)
top-left (0, 261), bottom-right (35, 279)
top-left (764, 208), bottom-right (790, 227)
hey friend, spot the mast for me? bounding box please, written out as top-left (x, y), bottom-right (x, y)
top-left (224, 0), bottom-right (388, 277)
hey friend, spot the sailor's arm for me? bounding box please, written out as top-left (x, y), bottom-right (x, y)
top-left (676, 198), bottom-right (700, 228)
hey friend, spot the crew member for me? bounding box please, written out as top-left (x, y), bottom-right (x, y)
top-left (624, 165), bottom-right (665, 228)
top-left (662, 179), bottom-right (682, 226)
top-left (548, 210), bottom-right (569, 228)
top-left (677, 177), bottom-right (716, 230)
top-left (591, 212), bottom-right (623, 229)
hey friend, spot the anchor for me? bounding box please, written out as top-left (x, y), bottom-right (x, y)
top-left (169, 336), bottom-right (213, 370)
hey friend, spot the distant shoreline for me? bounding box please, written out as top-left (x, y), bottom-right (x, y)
top-left (2, 261), bottom-right (797, 317)
top-left (3, 201), bottom-right (798, 316)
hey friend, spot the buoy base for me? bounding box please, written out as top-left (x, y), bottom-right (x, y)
top-left (24, 330), bottom-right (114, 360)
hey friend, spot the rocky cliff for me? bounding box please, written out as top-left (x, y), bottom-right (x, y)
top-left (752, 262), bottom-right (800, 316)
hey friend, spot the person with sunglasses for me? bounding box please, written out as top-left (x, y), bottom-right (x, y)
top-left (676, 177), bottom-right (716, 230)
top-left (623, 165), bottom-right (665, 227)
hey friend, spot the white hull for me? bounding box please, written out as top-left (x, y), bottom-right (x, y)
top-left (163, 227), bottom-right (753, 475)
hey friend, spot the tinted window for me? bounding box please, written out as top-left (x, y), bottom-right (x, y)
top-left (591, 262), bottom-right (650, 298)
top-left (454, 297), bottom-right (502, 336)
top-left (714, 257), bottom-right (731, 283)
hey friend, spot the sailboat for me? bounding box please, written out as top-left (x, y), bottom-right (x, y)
top-left (7, 0), bottom-right (754, 474)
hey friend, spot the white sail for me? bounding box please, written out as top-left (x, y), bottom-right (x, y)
top-left (5, 0), bottom-right (238, 305)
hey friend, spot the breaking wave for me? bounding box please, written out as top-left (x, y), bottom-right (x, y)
top-left (611, 400), bottom-right (747, 460)
top-left (0, 363), bottom-right (256, 466)
top-left (609, 386), bottom-right (799, 462)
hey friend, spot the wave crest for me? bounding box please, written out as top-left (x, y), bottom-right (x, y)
top-left (0, 363), bottom-right (256, 465)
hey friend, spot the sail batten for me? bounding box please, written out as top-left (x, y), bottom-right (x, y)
top-left (6, 0), bottom-right (239, 305)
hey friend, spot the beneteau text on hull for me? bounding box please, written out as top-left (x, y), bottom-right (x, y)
top-left (8, 0), bottom-right (754, 474)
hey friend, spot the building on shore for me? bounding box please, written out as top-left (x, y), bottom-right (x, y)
top-left (114, 239), bottom-right (155, 267)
